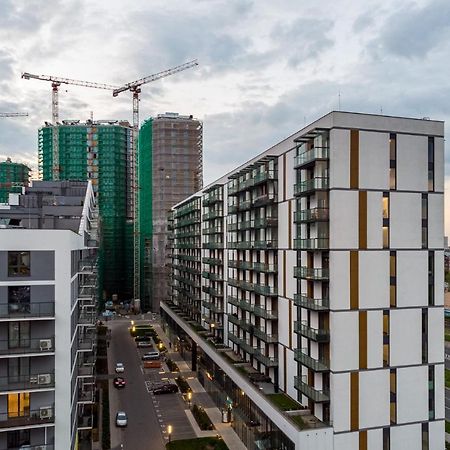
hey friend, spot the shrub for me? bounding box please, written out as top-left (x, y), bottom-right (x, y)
top-left (166, 358), bottom-right (179, 372)
top-left (175, 376), bottom-right (191, 393)
top-left (191, 404), bottom-right (214, 430)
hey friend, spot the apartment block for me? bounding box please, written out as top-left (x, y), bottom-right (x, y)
top-left (162, 111), bottom-right (444, 450)
top-left (0, 158), bottom-right (30, 204)
top-left (0, 181), bottom-right (98, 450)
top-left (139, 113), bottom-right (203, 311)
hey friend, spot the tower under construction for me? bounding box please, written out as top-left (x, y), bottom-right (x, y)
top-left (38, 120), bottom-right (132, 301)
top-left (139, 113), bottom-right (203, 311)
top-left (0, 158), bottom-right (31, 203)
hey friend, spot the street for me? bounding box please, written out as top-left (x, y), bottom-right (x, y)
top-left (106, 316), bottom-right (196, 450)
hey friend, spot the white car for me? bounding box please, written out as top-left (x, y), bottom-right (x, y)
top-left (116, 411), bottom-right (128, 427)
top-left (115, 362), bottom-right (124, 373)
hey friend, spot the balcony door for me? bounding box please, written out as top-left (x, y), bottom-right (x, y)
top-left (7, 392), bottom-right (30, 418)
top-left (8, 357), bottom-right (30, 384)
top-left (9, 322), bottom-right (30, 350)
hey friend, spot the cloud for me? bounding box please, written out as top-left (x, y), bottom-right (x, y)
top-left (372, 0), bottom-right (450, 59)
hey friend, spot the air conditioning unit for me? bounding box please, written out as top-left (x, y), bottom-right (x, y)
top-left (38, 373), bottom-right (52, 385)
top-left (39, 406), bottom-right (53, 420)
top-left (40, 339), bottom-right (52, 351)
top-left (30, 375), bottom-right (38, 384)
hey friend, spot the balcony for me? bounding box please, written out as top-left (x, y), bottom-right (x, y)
top-left (227, 314), bottom-right (251, 331)
top-left (294, 348), bottom-right (329, 372)
top-left (228, 184), bottom-right (239, 196)
top-left (203, 193), bottom-right (223, 206)
top-left (294, 207), bottom-right (329, 223)
top-left (178, 254), bottom-right (201, 262)
top-left (0, 302), bottom-right (55, 320)
top-left (227, 296), bottom-right (253, 313)
top-left (202, 300), bottom-right (224, 314)
top-left (0, 337), bottom-right (55, 356)
top-left (237, 219), bottom-right (253, 230)
top-left (253, 217), bottom-right (278, 228)
top-left (202, 210), bottom-right (223, 221)
top-left (294, 321), bottom-right (329, 342)
top-left (78, 311), bottom-right (96, 326)
top-left (253, 284), bottom-right (277, 297)
top-left (294, 147), bottom-right (329, 169)
top-left (294, 376), bottom-right (330, 403)
top-left (252, 262), bottom-right (277, 273)
top-left (293, 294), bottom-right (329, 311)
top-left (78, 335), bottom-right (95, 352)
top-left (294, 266), bottom-right (329, 281)
top-left (203, 226), bottom-right (224, 235)
top-left (228, 332), bottom-right (255, 354)
top-left (253, 328), bottom-right (278, 343)
top-left (254, 171), bottom-right (276, 185)
top-left (202, 286), bottom-right (224, 298)
top-left (227, 222), bottom-right (239, 232)
top-left (0, 406), bottom-right (55, 429)
top-left (253, 305), bottom-right (277, 319)
top-left (238, 200), bottom-right (252, 211)
top-left (252, 194), bottom-right (276, 208)
top-left (0, 373), bottom-right (55, 392)
top-left (78, 384), bottom-right (95, 403)
top-left (202, 257), bottom-right (222, 266)
top-left (253, 240), bottom-right (278, 250)
top-left (294, 177), bottom-right (329, 197)
top-left (78, 365), bottom-right (95, 378)
top-left (204, 241), bottom-right (224, 249)
top-left (238, 178), bottom-right (255, 192)
top-left (228, 204), bottom-right (238, 214)
top-left (228, 241), bottom-right (252, 250)
top-left (254, 348), bottom-right (278, 367)
top-left (202, 272), bottom-right (223, 282)
top-left (294, 238), bottom-right (329, 250)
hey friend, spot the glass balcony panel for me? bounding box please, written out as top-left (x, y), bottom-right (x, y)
top-left (293, 294), bottom-right (329, 310)
top-left (294, 208), bottom-right (329, 223)
top-left (293, 238), bottom-right (329, 250)
top-left (294, 266), bottom-right (329, 280)
top-left (294, 147), bottom-right (329, 168)
top-left (294, 376), bottom-right (330, 402)
top-left (294, 177), bottom-right (329, 196)
top-left (294, 348), bottom-right (329, 372)
top-left (294, 321), bottom-right (329, 342)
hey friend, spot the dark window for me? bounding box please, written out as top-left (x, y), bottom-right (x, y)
top-left (7, 286), bottom-right (30, 314)
top-left (428, 137), bottom-right (435, 192)
top-left (383, 427), bottom-right (390, 450)
top-left (389, 134), bottom-right (397, 190)
top-left (7, 429), bottom-right (30, 447)
top-left (7, 252), bottom-right (30, 277)
top-left (8, 322), bottom-right (30, 349)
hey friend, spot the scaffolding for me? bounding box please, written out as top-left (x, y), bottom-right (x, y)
top-left (0, 158), bottom-right (31, 203)
top-left (39, 122), bottom-right (132, 302)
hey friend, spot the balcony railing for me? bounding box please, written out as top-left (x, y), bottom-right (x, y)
top-left (228, 260), bottom-right (277, 273)
top-left (238, 200), bottom-right (252, 211)
top-left (228, 204), bottom-right (238, 214)
top-left (203, 226), bottom-right (224, 235)
top-left (202, 286), bottom-right (224, 297)
top-left (294, 177), bottom-right (329, 196)
top-left (254, 171), bottom-right (276, 185)
top-left (294, 238), bottom-right (329, 250)
top-left (253, 328), bottom-right (278, 343)
top-left (294, 321), bottom-right (329, 342)
top-left (294, 348), bottom-right (329, 372)
top-left (202, 210), bottom-right (223, 221)
top-left (227, 222), bottom-right (239, 231)
top-left (253, 240), bottom-right (278, 250)
top-left (228, 332), bottom-right (255, 354)
top-left (294, 207), bottom-right (329, 223)
top-left (294, 147), bottom-right (329, 168)
top-left (253, 284), bottom-right (277, 297)
top-left (253, 217), bottom-right (278, 228)
top-left (0, 406), bottom-right (55, 429)
top-left (202, 257), bottom-right (222, 266)
top-left (228, 184), bottom-right (239, 196)
top-left (294, 376), bottom-right (330, 403)
top-left (238, 178), bottom-right (255, 191)
top-left (202, 300), bottom-right (224, 313)
top-left (253, 305), bottom-right (277, 319)
top-left (254, 348), bottom-right (278, 366)
top-left (202, 272), bottom-right (223, 282)
top-left (252, 194), bottom-right (275, 208)
top-left (294, 266), bottom-right (329, 281)
top-left (203, 193), bottom-right (223, 205)
top-left (293, 294), bottom-right (329, 311)
top-left (0, 302), bottom-right (55, 319)
top-left (0, 373), bottom-right (55, 392)
top-left (0, 337), bottom-right (55, 355)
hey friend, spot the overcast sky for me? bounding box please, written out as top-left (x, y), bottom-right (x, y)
top-left (1, 0), bottom-right (449, 232)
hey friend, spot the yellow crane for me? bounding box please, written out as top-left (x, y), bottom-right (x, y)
top-left (113, 59), bottom-right (199, 303)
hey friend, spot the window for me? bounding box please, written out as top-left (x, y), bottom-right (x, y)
top-left (8, 286), bottom-right (30, 314)
top-left (9, 322), bottom-right (30, 349)
top-left (7, 392), bottom-right (30, 418)
top-left (428, 137), bottom-right (435, 192)
top-left (7, 430), bottom-right (30, 448)
top-left (7, 252), bottom-right (30, 277)
top-left (389, 133), bottom-right (397, 190)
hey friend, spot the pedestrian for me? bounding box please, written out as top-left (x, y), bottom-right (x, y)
top-left (169, 342), bottom-right (172, 349)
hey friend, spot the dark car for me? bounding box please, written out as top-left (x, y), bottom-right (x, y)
top-left (153, 384), bottom-right (178, 395)
top-left (113, 377), bottom-right (126, 389)
top-left (137, 340), bottom-right (153, 348)
top-left (135, 335), bottom-right (152, 342)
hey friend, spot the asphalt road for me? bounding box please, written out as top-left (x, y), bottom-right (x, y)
top-left (107, 318), bottom-right (166, 450)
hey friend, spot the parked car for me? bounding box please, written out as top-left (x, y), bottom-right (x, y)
top-left (116, 411), bottom-right (128, 427)
top-left (113, 377), bottom-right (126, 389)
top-left (115, 362), bottom-right (125, 373)
top-left (153, 384), bottom-right (178, 395)
top-left (137, 340), bottom-right (153, 348)
top-left (142, 351), bottom-right (160, 361)
top-left (135, 335), bottom-right (152, 342)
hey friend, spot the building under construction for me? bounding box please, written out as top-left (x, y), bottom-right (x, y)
top-left (38, 120), bottom-right (132, 301)
top-left (139, 113), bottom-right (203, 311)
top-left (0, 157), bottom-right (31, 203)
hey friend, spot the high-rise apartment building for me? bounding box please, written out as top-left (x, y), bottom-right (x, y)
top-left (162, 111), bottom-right (444, 450)
top-left (0, 158), bottom-right (30, 204)
top-left (39, 121), bottom-right (132, 301)
top-left (139, 113), bottom-right (202, 311)
top-left (0, 180), bottom-right (98, 450)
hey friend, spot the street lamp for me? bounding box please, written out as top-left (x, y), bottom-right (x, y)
top-left (167, 424), bottom-right (173, 443)
top-left (187, 391), bottom-right (192, 409)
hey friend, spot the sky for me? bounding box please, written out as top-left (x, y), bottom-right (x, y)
top-left (0, 0), bottom-right (449, 232)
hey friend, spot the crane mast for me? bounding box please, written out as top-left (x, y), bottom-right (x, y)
top-left (113, 59), bottom-right (198, 305)
top-left (21, 72), bottom-right (119, 180)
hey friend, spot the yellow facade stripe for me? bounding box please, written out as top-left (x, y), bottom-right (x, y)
top-left (350, 129), bottom-right (359, 189)
top-left (359, 311), bottom-right (367, 369)
top-left (350, 251), bottom-right (359, 310)
top-left (350, 372), bottom-right (359, 431)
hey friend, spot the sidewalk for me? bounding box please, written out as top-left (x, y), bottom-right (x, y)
top-left (154, 323), bottom-right (246, 450)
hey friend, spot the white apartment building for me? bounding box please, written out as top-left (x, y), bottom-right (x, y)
top-left (0, 181), bottom-right (98, 450)
top-left (162, 111), bottom-right (445, 450)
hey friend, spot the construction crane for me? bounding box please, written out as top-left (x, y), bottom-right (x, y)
top-left (113, 59), bottom-right (199, 304)
top-left (21, 72), bottom-right (120, 180)
top-left (0, 113), bottom-right (28, 118)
